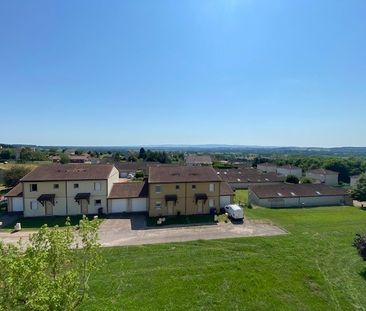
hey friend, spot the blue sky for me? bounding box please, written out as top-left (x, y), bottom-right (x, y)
top-left (0, 0), bottom-right (365, 147)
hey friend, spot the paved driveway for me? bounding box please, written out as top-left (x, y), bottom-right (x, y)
top-left (0, 215), bottom-right (286, 247)
top-left (98, 214), bottom-right (286, 247)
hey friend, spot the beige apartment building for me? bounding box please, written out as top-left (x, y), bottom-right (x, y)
top-left (148, 166), bottom-right (227, 217)
top-left (19, 164), bottom-right (119, 217)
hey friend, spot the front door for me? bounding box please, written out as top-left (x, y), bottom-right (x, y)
top-left (168, 201), bottom-right (174, 215)
top-left (197, 200), bottom-right (203, 214)
top-left (45, 201), bottom-right (53, 216)
top-left (81, 199), bottom-right (88, 215)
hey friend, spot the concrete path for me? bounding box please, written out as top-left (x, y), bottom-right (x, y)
top-left (0, 215), bottom-right (286, 247)
top-left (98, 215), bottom-right (286, 247)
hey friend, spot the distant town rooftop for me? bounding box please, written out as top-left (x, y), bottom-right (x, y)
top-left (185, 155), bottom-right (212, 165)
top-left (216, 168), bottom-right (285, 183)
top-left (307, 168), bottom-right (339, 175)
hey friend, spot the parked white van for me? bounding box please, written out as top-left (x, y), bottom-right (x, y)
top-left (224, 204), bottom-right (244, 220)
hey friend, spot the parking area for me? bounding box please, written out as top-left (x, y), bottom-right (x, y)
top-left (0, 214), bottom-right (286, 247)
top-left (98, 214), bottom-right (286, 247)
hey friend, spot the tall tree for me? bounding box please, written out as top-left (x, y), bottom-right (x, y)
top-left (4, 166), bottom-right (32, 187)
top-left (138, 148), bottom-right (147, 160)
top-left (351, 173), bottom-right (366, 201)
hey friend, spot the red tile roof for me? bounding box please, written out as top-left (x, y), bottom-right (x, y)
top-left (220, 182), bottom-right (234, 196)
top-left (149, 166), bottom-right (221, 183)
top-left (21, 164), bottom-right (114, 182)
top-left (108, 181), bottom-right (148, 199)
top-left (4, 183), bottom-right (23, 197)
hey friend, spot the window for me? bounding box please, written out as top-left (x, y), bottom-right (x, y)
top-left (155, 185), bottom-right (161, 193)
top-left (53, 184), bottom-right (59, 189)
top-left (192, 185), bottom-right (196, 190)
top-left (175, 185), bottom-right (180, 190)
top-left (94, 182), bottom-right (101, 191)
top-left (30, 201), bottom-right (38, 210)
top-left (30, 184), bottom-right (37, 192)
top-left (277, 192), bottom-right (283, 197)
top-left (74, 183), bottom-right (79, 189)
top-left (209, 183), bottom-right (215, 192)
top-left (155, 201), bottom-right (161, 209)
top-left (95, 199), bottom-right (102, 207)
top-left (209, 199), bottom-right (214, 208)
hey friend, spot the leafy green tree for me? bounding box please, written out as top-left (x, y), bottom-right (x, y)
top-left (0, 217), bottom-right (102, 310)
top-left (4, 166), bottom-right (32, 187)
top-left (300, 176), bottom-right (312, 184)
top-left (60, 153), bottom-right (70, 164)
top-left (138, 148), bottom-right (146, 160)
top-left (353, 232), bottom-right (366, 261)
top-left (351, 174), bottom-right (366, 201)
top-left (285, 175), bottom-right (300, 184)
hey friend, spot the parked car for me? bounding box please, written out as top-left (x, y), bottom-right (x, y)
top-left (224, 204), bottom-right (244, 220)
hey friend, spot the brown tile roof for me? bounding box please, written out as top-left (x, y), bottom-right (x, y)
top-left (149, 166), bottom-right (221, 183)
top-left (220, 182), bottom-right (234, 196)
top-left (185, 155), bottom-right (212, 165)
top-left (307, 168), bottom-right (339, 175)
top-left (216, 168), bottom-right (285, 184)
top-left (250, 184), bottom-right (348, 199)
top-left (21, 164), bottom-right (115, 182)
top-left (4, 183), bottom-right (23, 197)
top-left (108, 181), bottom-right (148, 199)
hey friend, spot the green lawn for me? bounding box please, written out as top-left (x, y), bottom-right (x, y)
top-left (3, 215), bottom-right (101, 230)
top-left (79, 205), bottom-right (366, 310)
top-left (147, 214), bottom-right (215, 227)
top-left (234, 189), bottom-right (248, 205)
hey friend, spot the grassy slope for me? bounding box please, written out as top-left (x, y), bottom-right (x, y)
top-left (80, 206), bottom-right (366, 311)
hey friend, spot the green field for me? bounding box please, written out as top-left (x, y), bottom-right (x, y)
top-left (234, 189), bottom-right (248, 205)
top-left (79, 206), bottom-right (366, 310)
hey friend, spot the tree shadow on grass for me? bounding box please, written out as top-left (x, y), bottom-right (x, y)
top-left (359, 267), bottom-right (366, 281)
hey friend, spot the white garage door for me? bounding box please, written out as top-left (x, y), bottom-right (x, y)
top-left (111, 199), bottom-right (128, 213)
top-left (131, 198), bottom-right (147, 212)
top-left (12, 197), bottom-right (24, 212)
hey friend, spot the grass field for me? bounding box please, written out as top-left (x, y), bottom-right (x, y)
top-left (234, 189), bottom-right (248, 205)
top-left (3, 215), bottom-right (101, 230)
top-left (78, 205), bottom-right (366, 310)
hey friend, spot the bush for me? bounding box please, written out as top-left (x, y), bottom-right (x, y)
top-left (4, 166), bottom-right (32, 187)
top-left (351, 173), bottom-right (366, 201)
top-left (353, 232), bottom-right (366, 261)
top-left (300, 177), bottom-right (312, 184)
top-left (286, 175), bottom-right (300, 184)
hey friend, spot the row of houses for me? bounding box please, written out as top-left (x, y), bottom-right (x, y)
top-left (5, 164), bottom-right (234, 218)
top-left (257, 163), bottom-right (340, 186)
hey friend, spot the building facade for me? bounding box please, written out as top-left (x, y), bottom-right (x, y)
top-left (19, 164), bottom-right (119, 217)
top-left (306, 169), bottom-right (339, 186)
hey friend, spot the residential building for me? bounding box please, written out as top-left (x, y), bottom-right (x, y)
top-left (148, 165), bottom-right (229, 217)
top-left (114, 161), bottom-right (161, 178)
top-left (276, 165), bottom-right (302, 178)
top-left (19, 164), bottom-right (119, 217)
top-left (108, 181), bottom-right (148, 213)
top-left (4, 183), bottom-right (23, 212)
top-left (216, 168), bottom-right (285, 189)
top-left (306, 169), bottom-right (339, 186)
top-left (185, 155), bottom-right (212, 166)
top-left (52, 154), bottom-right (91, 164)
top-left (249, 184), bottom-right (351, 208)
top-left (257, 162), bottom-right (277, 173)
